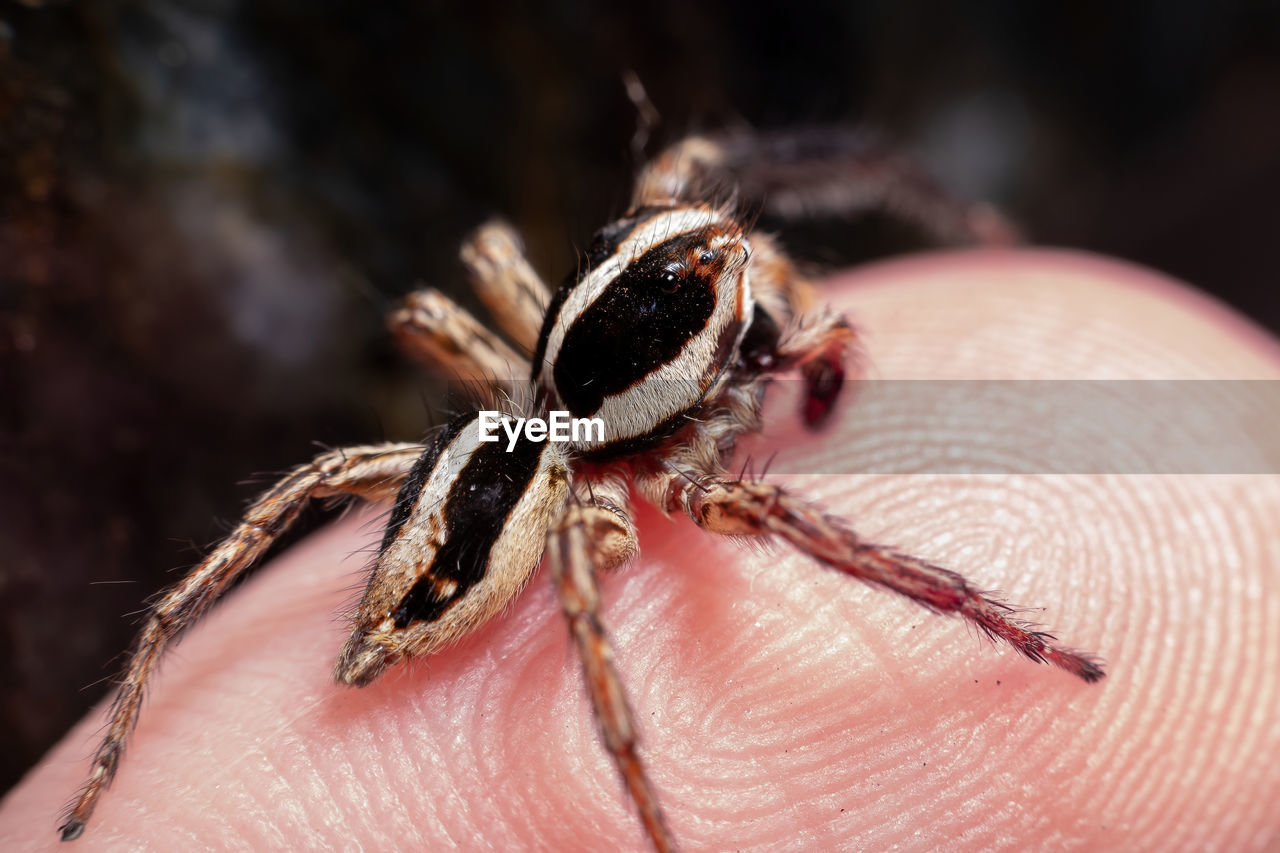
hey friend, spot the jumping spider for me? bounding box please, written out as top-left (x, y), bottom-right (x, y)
top-left (61, 130), bottom-right (1105, 850)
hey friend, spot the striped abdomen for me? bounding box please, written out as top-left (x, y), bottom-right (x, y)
top-left (336, 412), bottom-right (569, 686)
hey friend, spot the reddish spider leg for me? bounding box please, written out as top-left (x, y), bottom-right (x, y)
top-left (60, 442), bottom-right (426, 840)
top-left (546, 473), bottom-right (678, 853)
top-left (744, 232), bottom-right (860, 427)
top-left (640, 466), bottom-right (1104, 683)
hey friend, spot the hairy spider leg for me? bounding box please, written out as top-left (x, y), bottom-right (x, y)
top-left (744, 232), bottom-right (861, 427)
top-left (460, 219), bottom-right (553, 355)
top-left (546, 482), bottom-right (676, 853)
top-left (632, 129), bottom-right (1018, 246)
top-left (389, 287), bottom-right (530, 398)
top-left (644, 469), bottom-right (1105, 684)
top-left (60, 443), bottom-right (426, 840)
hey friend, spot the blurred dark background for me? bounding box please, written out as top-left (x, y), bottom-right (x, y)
top-left (3, 0), bottom-right (1279, 796)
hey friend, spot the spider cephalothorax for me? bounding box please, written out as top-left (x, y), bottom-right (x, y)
top-left (534, 204), bottom-right (754, 455)
top-left (61, 130), bottom-right (1103, 851)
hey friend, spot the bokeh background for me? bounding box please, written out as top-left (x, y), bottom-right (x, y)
top-left (3, 0), bottom-right (1279, 795)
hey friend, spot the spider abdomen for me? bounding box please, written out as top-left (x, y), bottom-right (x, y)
top-left (335, 412), bottom-right (569, 686)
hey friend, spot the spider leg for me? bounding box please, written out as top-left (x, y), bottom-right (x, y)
top-left (633, 128), bottom-right (1017, 246)
top-left (631, 134), bottom-right (729, 210)
top-left (388, 287), bottom-right (530, 397)
top-left (60, 442), bottom-right (425, 841)
top-left (546, 481), bottom-right (675, 852)
top-left (460, 219), bottom-right (552, 355)
top-left (640, 468), bottom-right (1105, 684)
top-left (567, 469), bottom-right (640, 571)
top-left (742, 234), bottom-right (860, 428)
top-left (742, 231), bottom-right (817, 318)
top-left (780, 307), bottom-right (859, 428)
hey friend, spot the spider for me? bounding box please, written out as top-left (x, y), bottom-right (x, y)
top-left (60, 129), bottom-right (1105, 850)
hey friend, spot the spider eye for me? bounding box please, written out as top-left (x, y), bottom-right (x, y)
top-left (660, 267), bottom-right (683, 293)
top-left (699, 249), bottom-right (716, 264)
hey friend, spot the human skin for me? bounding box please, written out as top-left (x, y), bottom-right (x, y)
top-left (3, 250), bottom-right (1278, 851)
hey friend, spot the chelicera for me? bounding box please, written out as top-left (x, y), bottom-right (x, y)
top-left (61, 130), bottom-right (1104, 850)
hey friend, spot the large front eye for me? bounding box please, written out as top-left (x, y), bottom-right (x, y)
top-left (660, 265), bottom-right (684, 293)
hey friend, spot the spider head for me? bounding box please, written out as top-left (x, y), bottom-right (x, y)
top-left (533, 205), bottom-right (753, 456)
